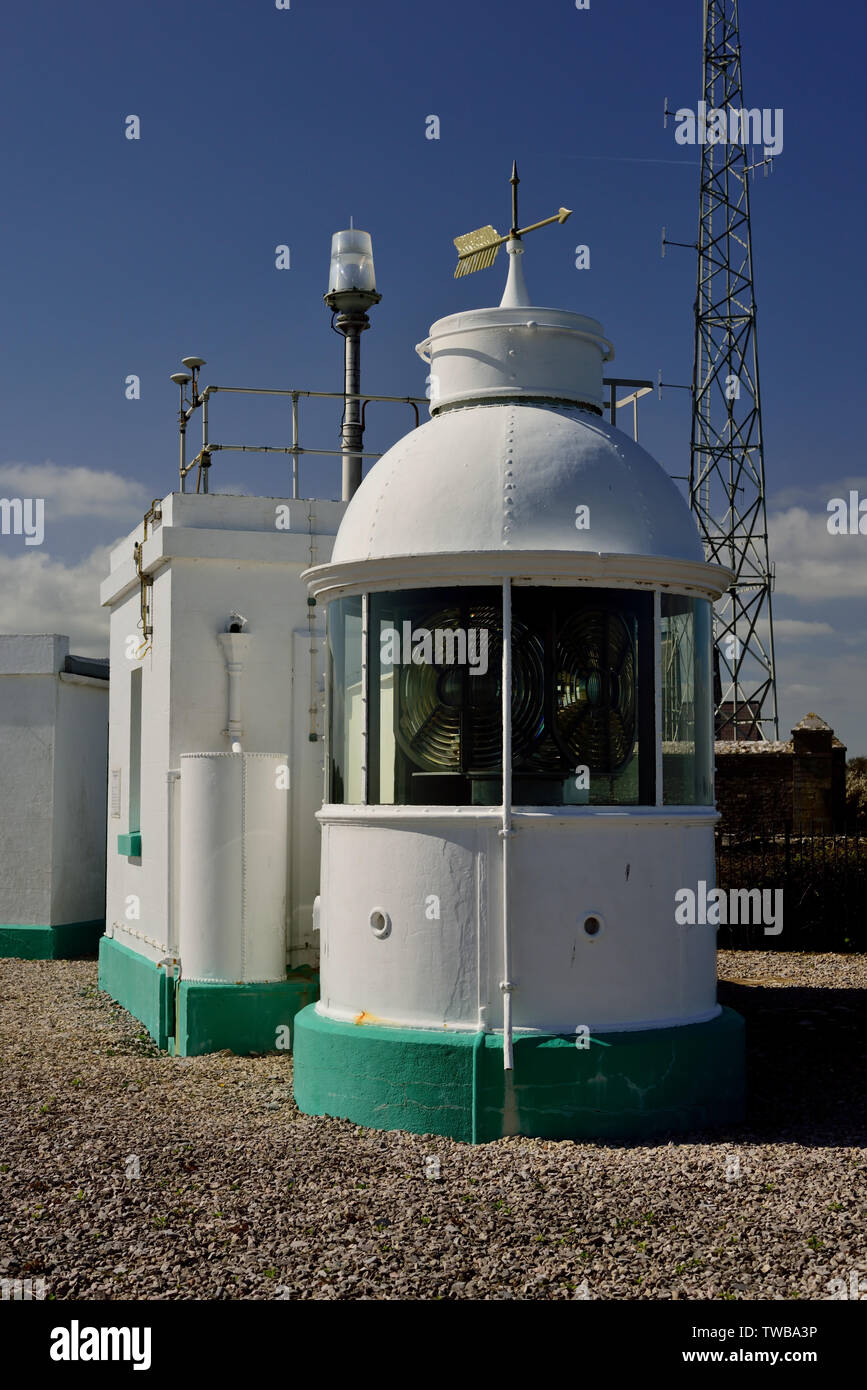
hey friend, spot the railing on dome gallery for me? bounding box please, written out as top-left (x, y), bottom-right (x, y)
top-left (178, 386), bottom-right (430, 497)
top-left (176, 378), bottom-right (656, 496)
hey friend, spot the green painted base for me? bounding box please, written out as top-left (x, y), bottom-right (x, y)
top-left (0, 920), bottom-right (104, 960)
top-left (173, 975), bottom-right (318, 1057)
top-left (293, 1006), bottom-right (746, 1144)
top-left (98, 936), bottom-right (174, 1048)
top-left (97, 935), bottom-right (318, 1055)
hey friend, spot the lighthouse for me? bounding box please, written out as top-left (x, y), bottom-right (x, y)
top-left (293, 172), bottom-right (745, 1141)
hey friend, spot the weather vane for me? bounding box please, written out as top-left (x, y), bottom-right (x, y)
top-left (453, 161), bottom-right (572, 279)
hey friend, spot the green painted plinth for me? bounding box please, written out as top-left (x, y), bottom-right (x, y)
top-left (98, 935), bottom-right (175, 1048)
top-left (0, 920), bottom-right (104, 960)
top-left (174, 974), bottom-right (318, 1057)
top-left (98, 935), bottom-right (317, 1055)
top-left (293, 1006), bottom-right (745, 1143)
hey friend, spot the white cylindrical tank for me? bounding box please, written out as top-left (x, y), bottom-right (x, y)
top-left (178, 751), bottom-right (288, 982)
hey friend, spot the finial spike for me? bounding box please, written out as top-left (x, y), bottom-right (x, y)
top-left (510, 160), bottom-right (519, 237)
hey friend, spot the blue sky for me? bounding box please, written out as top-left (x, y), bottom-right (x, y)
top-left (1, 0), bottom-right (865, 751)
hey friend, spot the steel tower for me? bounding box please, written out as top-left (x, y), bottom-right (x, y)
top-left (689, 0), bottom-right (778, 739)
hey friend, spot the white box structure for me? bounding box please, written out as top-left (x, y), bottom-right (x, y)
top-left (97, 491), bottom-right (344, 1053)
top-left (0, 634), bottom-right (108, 957)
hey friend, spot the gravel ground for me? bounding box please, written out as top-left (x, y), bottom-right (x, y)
top-left (1, 951), bottom-right (865, 1301)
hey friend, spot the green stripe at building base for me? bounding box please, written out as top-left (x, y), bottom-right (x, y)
top-left (293, 1005), bottom-right (745, 1144)
top-left (0, 920), bottom-right (104, 960)
top-left (97, 935), bottom-right (318, 1055)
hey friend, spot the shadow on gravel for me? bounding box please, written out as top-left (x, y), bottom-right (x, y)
top-left (717, 979), bottom-right (867, 1148)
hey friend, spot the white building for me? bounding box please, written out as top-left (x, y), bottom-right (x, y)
top-left (0, 634), bottom-right (108, 957)
top-left (98, 492), bottom-right (344, 1053)
top-left (292, 236), bottom-right (745, 1141)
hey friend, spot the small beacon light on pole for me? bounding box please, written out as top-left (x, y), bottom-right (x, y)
top-left (324, 229), bottom-right (381, 501)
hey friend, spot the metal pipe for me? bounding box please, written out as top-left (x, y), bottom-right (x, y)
top-left (203, 444), bottom-right (382, 459)
top-left (361, 592), bottom-right (369, 804)
top-left (200, 385), bottom-right (426, 405)
top-left (340, 316), bottom-right (365, 500)
top-left (166, 770), bottom-right (180, 954)
top-left (471, 1029), bottom-right (486, 1144)
top-left (291, 393), bottom-right (299, 499)
top-left (362, 397), bottom-right (420, 433)
top-left (179, 385), bottom-right (187, 492)
top-left (499, 576), bottom-right (515, 1071)
top-left (654, 590), bottom-right (663, 806)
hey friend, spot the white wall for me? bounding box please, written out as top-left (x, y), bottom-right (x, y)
top-left (0, 634), bottom-right (108, 926)
top-left (316, 807), bottom-right (719, 1034)
top-left (51, 677), bottom-right (109, 923)
top-left (102, 492), bottom-right (344, 972)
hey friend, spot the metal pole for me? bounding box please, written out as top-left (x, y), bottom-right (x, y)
top-left (337, 311), bottom-right (370, 501)
top-left (291, 393), bottom-right (299, 499)
top-left (361, 593), bottom-right (369, 805)
top-left (500, 576), bottom-right (515, 1072)
top-left (654, 590), bottom-right (663, 807)
top-left (179, 385), bottom-right (187, 492)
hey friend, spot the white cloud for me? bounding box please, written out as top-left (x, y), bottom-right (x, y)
top-left (769, 506), bottom-right (867, 599)
top-left (771, 475), bottom-right (867, 510)
top-left (772, 619), bottom-right (834, 640)
top-left (0, 543), bottom-right (114, 655)
top-left (0, 460), bottom-right (149, 521)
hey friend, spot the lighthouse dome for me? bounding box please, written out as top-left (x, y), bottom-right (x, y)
top-left (331, 398), bottom-right (704, 566)
top-left (330, 234), bottom-right (705, 571)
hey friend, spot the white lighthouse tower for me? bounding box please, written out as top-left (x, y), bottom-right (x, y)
top-left (294, 173), bottom-right (745, 1141)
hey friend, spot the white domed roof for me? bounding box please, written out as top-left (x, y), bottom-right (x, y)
top-left (331, 401), bottom-right (705, 566)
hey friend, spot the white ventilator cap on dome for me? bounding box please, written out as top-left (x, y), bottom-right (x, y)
top-left (416, 232), bottom-right (614, 414)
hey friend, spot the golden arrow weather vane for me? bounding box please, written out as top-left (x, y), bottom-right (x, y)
top-left (453, 161), bottom-right (572, 279)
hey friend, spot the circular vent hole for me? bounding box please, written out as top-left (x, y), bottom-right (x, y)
top-left (583, 915), bottom-right (602, 937)
top-left (369, 908), bottom-right (391, 939)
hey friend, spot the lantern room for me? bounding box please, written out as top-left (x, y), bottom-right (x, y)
top-left (293, 222), bottom-right (745, 1143)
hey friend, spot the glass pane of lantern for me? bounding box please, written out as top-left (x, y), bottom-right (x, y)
top-left (368, 587), bottom-right (503, 807)
top-left (362, 586), bottom-right (653, 808)
top-left (661, 595), bottom-right (714, 805)
top-left (327, 595), bottom-right (364, 804)
top-left (511, 587), bottom-right (652, 808)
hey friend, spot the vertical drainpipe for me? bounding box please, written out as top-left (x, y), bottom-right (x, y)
top-left (166, 769), bottom-right (180, 954)
top-left (654, 590), bottom-right (663, 807)
top-left (161, 765), bottom-right (181, 1051)
top-left (361, 593), bottom-right (369, 804)
top-left (499, 576), bottom-right (515, 1071)
top-left (218, 633), bottom-right (250, 742)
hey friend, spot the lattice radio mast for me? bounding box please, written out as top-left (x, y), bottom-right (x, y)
top-left (688, 0), bottom-right (778, 739)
